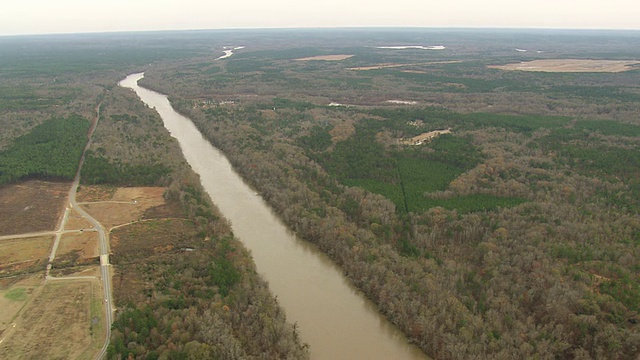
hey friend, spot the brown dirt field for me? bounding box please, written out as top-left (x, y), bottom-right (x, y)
top-left (81, 187), bottom-right (167, 229)
top-left (0, 180), bottom-right (70, 236)
top-left (296, 54), bottom-right (354, 61)
top-left (0, 235), bottom-right (52, 267)
top-left (75, 185), bottom-right (116, 202)
top-left (57, 232), bottom-right (99, 260)
top-left (0, 280), bottom-right (99, 360)
top-left (490, 59), bottom-right (640, 73)
top-left (64, 208), bottom-right (95, 230)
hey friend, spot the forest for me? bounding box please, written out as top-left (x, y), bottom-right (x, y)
top-left (138, 29), bottom-right (640, 359)
top-left (0, 115), bottom-right (90, 184)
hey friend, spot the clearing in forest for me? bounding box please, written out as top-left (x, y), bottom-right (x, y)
top-left (491, 59), bottom-right (640, 73)
top-left (348, 60), bottom-right (461, 71)
top-left (78, 187), bottom-right (169, 229)
top-left (0, 180), bottom-right (70, 236)
top-left (296, 54), bottom-right (354, 61)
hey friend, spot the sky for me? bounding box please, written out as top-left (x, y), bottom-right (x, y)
top-left (1, 0), bottom-right (639, 36)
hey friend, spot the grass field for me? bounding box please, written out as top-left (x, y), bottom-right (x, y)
top-left (0, 276), bottom-right (39, 336)
top-left (0, 235), bottom-right (52, 277)
top-left (0, 280), bottom-right (102, 360)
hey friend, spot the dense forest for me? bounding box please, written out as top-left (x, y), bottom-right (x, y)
top-left (0, 115), bottom-right (90, 184)
top-left (139, 30), bottom-right (640, 359)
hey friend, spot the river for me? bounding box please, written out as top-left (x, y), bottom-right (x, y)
top-left (120, 73), bottom-right (428, 360)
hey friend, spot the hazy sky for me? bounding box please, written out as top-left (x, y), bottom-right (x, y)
top-left (2, 0), bottom-right (639, 36)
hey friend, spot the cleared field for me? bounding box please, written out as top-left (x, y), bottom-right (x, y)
top-left (0, 280), bottom-right (102, 360)
top-left (0, 180), bottom-right (70, 236)
top-left (57, 231), bottom-right (99, 260)
top-left (80, 187), bottom-right (167, 229)
top-left (348, 60), bottom-right (461, 71)
top-left (0, 235), bottom-right (52, 276)
top-left (75, 185), bottom-right (116, 202)
top-left (296, 54), bottom-right (354, 61)
top-left (490, 59), bottom-right (640, 73)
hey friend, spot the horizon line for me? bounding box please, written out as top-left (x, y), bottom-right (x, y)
top-left (2, 25), bottom-right (640, 38)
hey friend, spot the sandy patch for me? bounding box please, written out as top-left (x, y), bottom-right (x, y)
top-left (296, 54), bottom-right (354, 61)
top-left (402, 129), bottom-right (452, 145)
top-left (490, 59), bottom-right (640, 73)
top-left (387, 100), bottom-right (417, 105)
